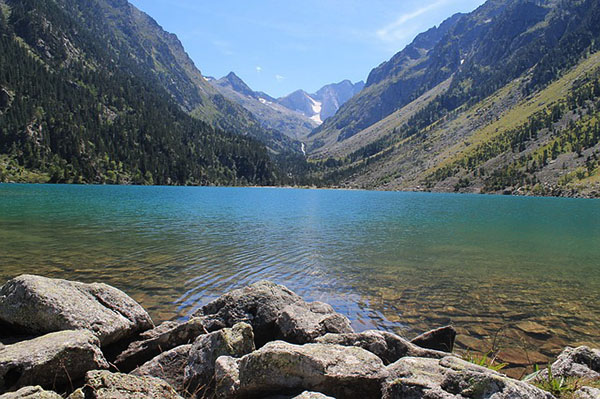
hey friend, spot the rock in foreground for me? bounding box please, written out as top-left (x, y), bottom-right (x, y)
top-left (315, 330), bottom-right (449, 365)
top-left (0, 275), bottom-right (153, 346)
top-left (538, 346), bottom-right (600, 380)
top-left (114, 317), bottom-right (207, 371)
top-left (384, 356), bottom-right (554, 399)
top-left (0, 330), bottom-right (108, 393)
top-left (70, 371), bottom-right (183, 399)
top-left (184, 322), bottom-right (255, 396)
top-left (0, 386), bottom-right (62, 399)
top-left (196, 280), bottom-right (353, 346)
top-left (131, 344), bottom-right (191, 394)
top-left (410, 325), bottom-right (457, 353)
top-left (215, 340), bottom-right (388, 399)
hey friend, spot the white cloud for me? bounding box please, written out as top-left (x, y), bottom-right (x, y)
top-left (275, 74), bottom-right (285, 82)
top-left (256, 66), bottom-right (263, 73)
top-left (376, 0), bottom-right (450, 43)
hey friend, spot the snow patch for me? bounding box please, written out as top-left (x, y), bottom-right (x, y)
top-left (307, 94), bottom-right (323, 125)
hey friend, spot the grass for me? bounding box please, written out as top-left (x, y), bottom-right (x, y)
top-left (462, 351), bottom-right (508, 372)
top-left (527, 365), bottom-right (600, 399)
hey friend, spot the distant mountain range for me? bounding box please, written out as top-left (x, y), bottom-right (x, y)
top-left (308, 0), bottom-right (600, 198)
top-left (210, 73), bottom-right (364, 140)
top-left (2, 0), bottom-right (600, 196)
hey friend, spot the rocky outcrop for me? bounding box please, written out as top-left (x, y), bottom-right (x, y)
top-left (194, 280), bottom-right (304, 345)
top-left (0, 275), bottom-right (152, 346)
top-left (214, 341), bottom-right (388, 399)
top-left (411, 325), bottom-right (456, 353)
top-left (0, 386), bottom-right (62, 399)
top-left (315, 330), bottom-right (448, 365)
top-left (383, 356), bottom-right (555, 399)
top-left (114, 317), bottom-right (207, 371)
top-left (537, 346), bottom-right (600, 380)
top-left (131, 344), bottom-right (191, 394)
top-left (0, 330), bottom-right (108, 393)
top-left (184, 322), bottom-right (255, 396)
top-left (575, 386), bottom-right (600, 399)
top-left (276, 302), bottom-right (353, 344)
top-left (69, 371), bottom-right (183, 399)
top-left (195, 281), bottom-right (353, 347)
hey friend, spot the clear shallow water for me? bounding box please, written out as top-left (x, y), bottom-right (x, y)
top-left (1, 184), bottom-right (599, 374)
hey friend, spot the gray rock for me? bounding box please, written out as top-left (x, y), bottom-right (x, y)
top-left (276, 302), bottom-right (353, 344)
top-left (0, 386), bottom-right (62, 399)
top-left (195, 280), bottom-right (303, 346)
top-left (131, 344), bottom-right (191, 394)
top-left (196, 281), bottom-right (353, 347)
top-left (184, 322), bottom-right (255, 396)
top-left (411, 325), bottom-right (456, 353)
top-left (315, 330), bottom-right (448, 365)
top-left (114, 317), bottom-right (207, 371)
top-left (0, 330), bottom-right (108, 393)
top-left (0, 275), bottom-right (153, 346)
top-left (574, 386), bottom-right (600, 399)
top-left (75, 370), bottom-right (183, 399)
top-left (214, 340), bottom-right (388, 399)
top-left (262, 392), bottom-right (336, 399)
top-left (538, 346), bottom-right (600, 380)
top-left (292, 392), bottom-right (336, 399)
top-left (383, 356), bottom-right (554, 399)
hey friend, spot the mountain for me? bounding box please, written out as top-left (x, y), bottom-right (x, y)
top-left (278, 80), bottom-right (365, 125)
top-left (211, 72), bottom-right (317, 141)
top-left (310, 0), bottom-right (600, 198)
top-left (0, 0), bottom-right (286, 185)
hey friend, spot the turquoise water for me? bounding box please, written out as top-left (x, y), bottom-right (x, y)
top-left (0, 184), bottom-right (599, 373)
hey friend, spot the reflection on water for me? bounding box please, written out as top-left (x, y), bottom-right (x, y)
top-left (1, 184), bottom-right (599, 375)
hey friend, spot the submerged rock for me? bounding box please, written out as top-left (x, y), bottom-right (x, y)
top-left (0, 386), bottom-right (62, 399)
top-left (0, 275), bottom-right (153, 346)
top-left (537, 346), bottom-right (600, 380)
top-left (214, 340), bottom-right (388, 399)
top-left (276, 302), bottom-right (353, 344)
top-left (114, 317), bottom-right (207, 371)
top-left (0, 330), bottom-right (108, 393)
top-left (315, 330), bottom-right (448, 365)
top-left (410, 325), bottom-right (456, 352)
top-left (383, 356), bottom-right (554, 399)
top-left (131, 344), bottom-right (191, 394)
top-left (71, 370), bottom-right (183, 399)
top-left (184, 322), bottom-right (255, 396)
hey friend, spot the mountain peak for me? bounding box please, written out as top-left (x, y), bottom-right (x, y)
top-left (216, 72), bottom-right (256, 98)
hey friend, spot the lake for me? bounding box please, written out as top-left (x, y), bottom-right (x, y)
top-left (0, 184), bottom-right (599, 376)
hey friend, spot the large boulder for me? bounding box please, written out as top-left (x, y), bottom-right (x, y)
top-left (0, 275), bottom-right (153, 346)
top-left (383, 356), bottom-right (554, 399)
top-left (184, 322), bottom-right (255, 396)
top-left (0, 330), bottom-right (108, 393)
top-left (131, 344), bottom-right (191, 395)
top-left (0, 386), bottom-right (62, 399)
top-left (315, 330), bottom-right (449, 365)
top-left (410, 325), bottom-right (456, 353)
top-left (194, 281), bottom-right (303, 346)
top-left (214, 341), bottom-right (388, 399)
top-left (537, 346), bottom-right (600, 380)
top-left (276, 302), bottom-right (353, 344)
top-left (114, 317), bottom-right (207, 371)
top-left (195, 281), bottom-right (353, 347)
top-left (70, 370), bottom-right (183, 399)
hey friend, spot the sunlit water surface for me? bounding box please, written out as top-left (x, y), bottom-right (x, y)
top-left (1, 184), bottom-right (598, 375)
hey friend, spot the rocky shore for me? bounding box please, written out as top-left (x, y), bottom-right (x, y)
top-left (0, 275), bottom-right (598, 398)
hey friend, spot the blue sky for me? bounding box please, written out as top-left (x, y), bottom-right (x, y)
top-left (129, 0), bottom-right (486, 98)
